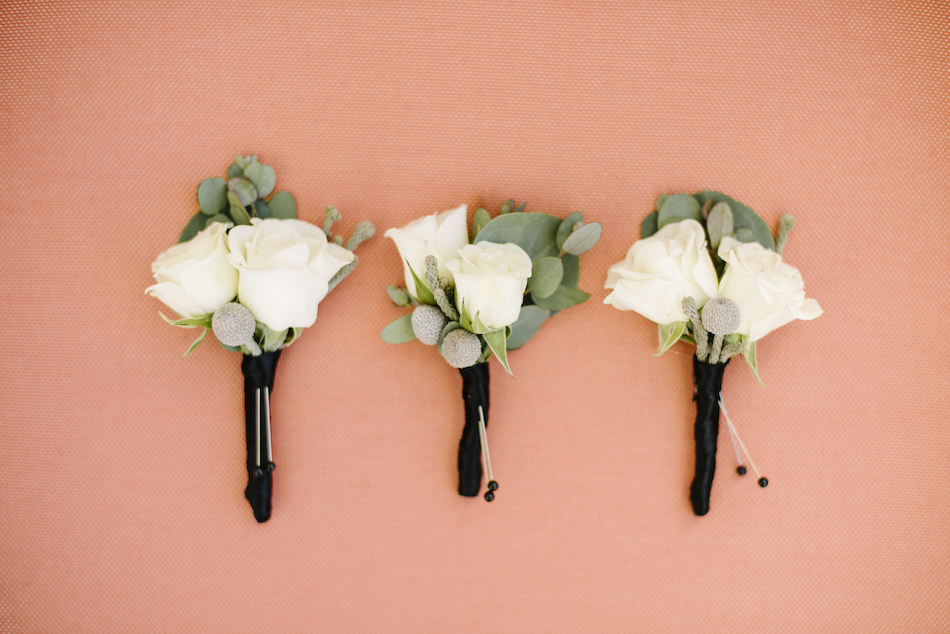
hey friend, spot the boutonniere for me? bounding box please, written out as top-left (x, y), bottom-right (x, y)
top-left (382, 201), bottom-right (602, 500)
top-left (604, 191), bottom-right (821, 515)
top-left (146, 155), bottom-right (373, 522)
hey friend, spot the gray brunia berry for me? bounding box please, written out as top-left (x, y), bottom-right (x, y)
top-left (212, 302), bottom-right (256, 346)
top-left (441, 329), bottom-right (482, 368)
top-left (411, 305), bottom-right (448, 346)
top-left (701, 297), bottom-right (741, 336)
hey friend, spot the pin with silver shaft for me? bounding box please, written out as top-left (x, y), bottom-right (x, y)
top-left (477, 406), bottom-right (499, 501)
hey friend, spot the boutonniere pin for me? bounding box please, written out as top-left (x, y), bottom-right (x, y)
top-left (382, 201), bottom-right (602, 500)
top-left (146, 155), bottom-right (373, 522)
top-left (604, 191), bottom-right (821, 515)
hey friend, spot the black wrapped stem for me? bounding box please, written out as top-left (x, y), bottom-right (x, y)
top-left (458, 362), bottom-right (489, 497)
top-left (690, 355), bottom-right (729, 516)
top-left (241, 350), bottom-right (281, 523)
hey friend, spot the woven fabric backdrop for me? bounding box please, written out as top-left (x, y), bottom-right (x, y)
top-left (2, 2), bottom-right (948, 632)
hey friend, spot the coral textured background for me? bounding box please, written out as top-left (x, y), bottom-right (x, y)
top-left (1, 2), bottom-right (947, 632)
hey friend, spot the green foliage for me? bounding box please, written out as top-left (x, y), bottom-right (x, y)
top-left (513, 202), bottom-right (527, 213)
top-left (532, 284), bottom-right (590, 310)
top-left (526, 256), bottom-right (564, 299)
top-left (183, 328), bottom-right (208, 357)
top-left (243, 162), bottom-right (276, 198)
top-left (159, 311), bottom-right (212, 328)
top-left (693, 191), bottom-right (775, 251)
top-left (483, 328), bottom-right (512, 377)
top-left (228, 192), bottom-right (252, 225)
top-left (561, 222), bottom-right (602, 255)
top-left (734, 228), bottom-right (755, 243)
top-left (706, 202), bottom-right (734, 250)
top-left (205, 213), bottom-right (232, 229)
top-left (228, 177), bottom-right (258, 206)
top-left (474, 212), bottom-right (562, 260)
top-left (658, 193), bottom-right (701, 229)
top-left (408, 263), bottom-right (436, 305)
top-left (556, 212), bottom-right (583, 249)
top-left (178, 212), bottom-right (206, 243)
top-left (640, 211), bottom-right (659, 239)
top-left (387, 285), bottom-right (411, 306)
top-left (381, 314), bottom-right (416, 343)
top-left (656, 194), bottom-right (669, 211)
top-left (227, 162), bottom-right (245, 179)
top-left (472, 207), bottom-right (491, 241)
top-left (500, 200), bottom-right (514, 214)
top-left (254, 198), bottom-right (271, 219)
top-left (743, 339), bottom-right (763, 385)
top-left (197, 178), bottom-right (228, 216)
top-left (258, 323), bottom-right (289, 352)
top-left (655, 321), bottom-right (687, 357)
top-left (267, 191), bottom-right (297, 219)
top-left (560, 254), bottom-right (580, 287)
top-left (506, 305), bottom-right (551, 350)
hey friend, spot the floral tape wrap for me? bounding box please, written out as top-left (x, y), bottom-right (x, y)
top-left (458, 362), bottom-right (490, 497)
top-left (690, 356), bottom-right (729, 516)
top-left (241, 350), bottom-right (281, 522)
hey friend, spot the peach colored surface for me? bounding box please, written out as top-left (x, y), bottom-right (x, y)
top-left (2, 2), bottom-right (948, 632)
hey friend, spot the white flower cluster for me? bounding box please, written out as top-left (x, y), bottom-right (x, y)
top-left (147, 218), bottom-right (354, 335)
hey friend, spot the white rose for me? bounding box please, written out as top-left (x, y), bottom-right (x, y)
top-left (603, 219), bottom-right (719, 324)
top-left (146, 222), bottom-right (238, 319)
top-left (447, 242), bottom-right (532, 333)
top-left (227, 218), bottom-right (354, 331)
top-left (716, 237), bottom-right (822, 341)
top-left (384, 204), bottom-right (469, 297)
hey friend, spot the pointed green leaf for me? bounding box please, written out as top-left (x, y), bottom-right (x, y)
top-left (743, 340), bottom-right (763, 385)
top-left (267, 191), bottom-right (297, 219)
top-left (408, 262), bottom-right (436, 305)
top-left (381, 314), bottom-right (416, 344)
top-left (243, 162), bottom-right (276, 198)
top-left (472, 208), bottom-right (491, 241)
top-left (506, 305), bottom-right (551, 350)
top-left (561, 222), bottom-right (602, 256)
top-left (386, 285), bottom-right (411, 306)
top-left (526, 256), bottom-right (564, 299)
top-left (159, 311), bottom-right (212, 328)
top-left (182, 328), bottom-right (208, 357)
top-left (228, 177), bottom-right (258, 206)
top-left (459, 300), bottom-right (474, 332)
top-left (227, 192), bottom-right (252, 225)
top-left (500, 200), bottom-right (514, 214)
top-left (178, 211), bottom-right (207, 243)
top-left (657, 193), bottom-right (701, 229)
top-left (654, 321), bottom-right (687, 357)
top-left (483, 329), bottom-right (513, 377)
top-left (197, 178), bottom-right (228, 215)
top-left (640, 211), bottom-right (659, 239)
top-left (513, 202), bottom-right (527, 213)
top-left (556, 212), bottom-right (583, 249)
top-left (227, 162), bottom-right (245, 179)
top-left (474, 212), bottom-right (562, 260)
top-left (260, 325), bottom-right (289, 352)
top-left (706, 202), bottom-right (734, 250)
top-left (532, 284), bottom-right (590, 310)
top-left (472, 311), bottom-right (491, 335)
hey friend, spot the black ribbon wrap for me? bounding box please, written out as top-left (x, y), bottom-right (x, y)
top-left (241, 350), bottom-right (281, 523)
top-left (690, 355), bottom-right (729, 516)
top-left (458, 362), bottom-right (489, 497)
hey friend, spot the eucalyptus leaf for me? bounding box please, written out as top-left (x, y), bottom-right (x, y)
top-left (474, 212), bottom-right (562, 260)
top-left (244, 162), bottom-right (276, 198)
top-left (506, 305), bottom-right (551, 350)
top-left (706, 202), bottom-right (734, 250)
top-left (235, 155), bottom-right (250, 170)
top-left (500, 200), bottom-right (513, 214)
top-left (227, 162), bottom-right (245, 179)
top-left (472, 208), bottom-right (491, 241)
top-left (227, 192), bottom-right (252, 225)
top-left (183, 328), bottom-right (208, 357)
top-left (743, 339), bottom-right (763, 385)
top-left (655, 321), bottom-right (687, 357)
top-left (483, 329), bottom-right (513, 377)
top-left (532, 284), bottom-right (590, 310)
top-left (408, 263), bottom-right (436, 305)
top-left (693, 190), bottom-right (775, 250)
top-left (204, 213), bottom-right (232, 229)
top-left (656, 194), bottom-right (669, 211)
top-left (561, 254), bottom-right (580, 288)
top-left (254, 198), bottom-right (271, 219)
top-left (197, 178), bottom-right (228, 215)
top-left (734, 228), bottom-right (755, 243)
top-left (526, 257), bottom-right (564, 299)
top-left (561, 222), bottom-right (602, 256)
top-left (381, 314), bottom-right (416, 344)
top-left (178, 212), bottom-right (206, 243)
top-left (267, 191), bottom-right (297, 219)
top-left (228, 177), bottom-right (258, 206)
top-left (514, 202), bottom-right (527, 213)
top-left (386, 285), bottom-right (411, 306)
top-left (657, 193), bottom-right (701, 228)
top-left (556, 212), bottom-right (583, 249)
top-left (640, 211), bottom-right (659, 239)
